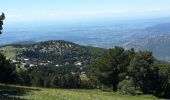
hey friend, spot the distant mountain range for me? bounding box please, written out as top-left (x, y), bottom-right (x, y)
top-left (1, 19), bottom-right (170, 62)
top-left (123, 22), bottom-right (170, 62)
top-left (1, 18), bottom-right (170, 48)
top-left (124, 35), bottom-right (170, 62)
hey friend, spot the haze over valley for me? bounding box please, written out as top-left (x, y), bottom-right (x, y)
top-left (1, 17), bottom-right (170, 61)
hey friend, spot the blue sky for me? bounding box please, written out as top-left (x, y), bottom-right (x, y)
top-left (1, 0), bottom-right (170, 23)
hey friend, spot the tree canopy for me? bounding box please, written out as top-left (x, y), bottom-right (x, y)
top-left (0, 12), bottom-right (5, 34)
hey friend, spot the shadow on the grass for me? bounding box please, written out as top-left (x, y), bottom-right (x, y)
top-left (0, 85), bottom-right (40, 100)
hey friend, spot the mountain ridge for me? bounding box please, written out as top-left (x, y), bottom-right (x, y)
top-left (124, 35), bottom-right (170, 62)
top-left (0, 40), bottom-right (105, 71)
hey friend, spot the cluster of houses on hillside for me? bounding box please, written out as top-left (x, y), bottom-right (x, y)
top-left (9, 57), bottom-right (82, 68)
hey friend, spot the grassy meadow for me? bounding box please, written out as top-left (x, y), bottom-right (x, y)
top-left (0, 46), bottom-right (22, 59)
top-left (0, 84), bottom-right (158, 100)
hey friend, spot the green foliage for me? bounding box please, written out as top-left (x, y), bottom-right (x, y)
top-left (0, 12), bottom-right (5, 34)
top-left (91, 47), bottom-right (170, 98)
top-left (91, 47), bottom-right (134, 91)
top-left (0, 53), bottom-right (17, 83)
top-left (128, 51), bottom-right (156, 93)
top-left (0, 40), bottom-right (105, 89)
top-left (31, 74), bottom-right (44, 87)
top-left (154, 64), bottom-right (170, 98)
top-left (117, 80), bottom-right (136, 95)
top-left (1, 40), bottom-right (170, 98)
top-left (16, 69), bottom-right (31, 86)
top-left (27, 65), bottom-right (81, 88)
top-left (20, 40), bottom-right (104, 66)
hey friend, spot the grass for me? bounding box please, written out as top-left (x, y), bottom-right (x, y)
top-left (0, 46), bottom-right (22, 59)
top-left (0, 84), bottom-right (158, 100)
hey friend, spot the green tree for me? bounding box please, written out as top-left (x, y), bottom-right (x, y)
top-left (0, 13), bottom-right (17, 84)
top-left (128, 51), bottom-right (157, 93)
top-left (16, 69), bottom-right (31, 85)
top-left (91, 47), bottom-right (133, 91)
top-left (0, 12), bottom-right (5, 34)
top-left (0, 53), bottom-right (16, 83)
top-left (154, 64), bottom-right (170, 98)
top-left (30, 71), bottom-right (44, 87)
top-left (50, 75), bottom-right (60, 87)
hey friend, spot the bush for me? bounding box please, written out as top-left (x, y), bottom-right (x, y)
top-left (117, 80), bottom-right (136, 95)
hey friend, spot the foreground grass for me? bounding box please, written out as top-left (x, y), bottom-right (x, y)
top-left (0, 84), bottom-right (157, 100)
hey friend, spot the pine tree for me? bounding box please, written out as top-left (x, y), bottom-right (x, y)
top-left (0, 12), bottom-right (5, 34)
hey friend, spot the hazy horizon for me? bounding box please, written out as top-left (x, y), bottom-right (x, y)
top-left (1, 0), bottom-right (170, 24)
top-left (1, 0), bottom-right (170, 48)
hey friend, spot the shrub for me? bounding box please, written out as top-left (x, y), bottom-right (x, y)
top-left (117, 80), bottom-right (135, 95)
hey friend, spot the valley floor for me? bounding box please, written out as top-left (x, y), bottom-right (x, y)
top-left (0, 84), bottom-right (158, 100)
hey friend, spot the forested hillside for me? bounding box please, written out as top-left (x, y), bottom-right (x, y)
top-left (0, 40), bottom-right (105, 67)
top-left (0, 41), bottom-right (170, 99)
top-left (0, 40), bottom-right (105, 88)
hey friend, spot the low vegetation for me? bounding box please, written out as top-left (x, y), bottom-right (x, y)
top-left (0, 84), bottom-right (157, 100)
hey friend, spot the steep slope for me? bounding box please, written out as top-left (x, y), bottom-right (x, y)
top-left (145, 23), bottom-right (170, 34)
top-left (124, 35), bottom-right (170, 61)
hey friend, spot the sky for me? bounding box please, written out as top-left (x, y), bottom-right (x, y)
top-left (1, 0), bottom-right (170, 23)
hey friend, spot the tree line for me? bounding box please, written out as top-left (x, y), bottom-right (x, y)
top-left (90, 47), bottom-right (170, 98)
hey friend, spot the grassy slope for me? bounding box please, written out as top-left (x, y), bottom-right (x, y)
top-left (0, 46), bottom-right (22, 59)
top-left (0, 84), bottom-right (157, 100)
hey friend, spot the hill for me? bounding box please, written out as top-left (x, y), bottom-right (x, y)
top-left (124, 35), bottom-right (170, 62)
top-left (0, 40), bottom-right (105, 71)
